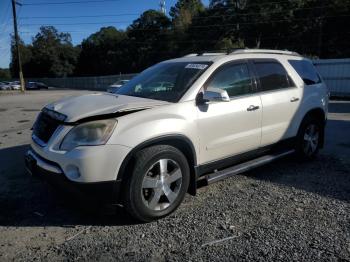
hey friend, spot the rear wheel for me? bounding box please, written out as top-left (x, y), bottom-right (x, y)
top-left (123, 145), bottom-right (190, 222)
top-left (296, 115), bottom-right (323, 159)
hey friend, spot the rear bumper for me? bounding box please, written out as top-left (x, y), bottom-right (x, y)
top-left (25, 148), bottom-right (122, 203)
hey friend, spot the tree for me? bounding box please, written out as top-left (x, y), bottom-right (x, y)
top-left (170, 0), bottom-right (204, 28)
top-left (10, 36), bottom-right (32, 78)
top-left (0, 68), bottom-right (11, 80)
top-left (76, 26), bottom-right (128, 76)
top-left (127, 10), bottom-right (172, 72)
top-left (29, 26), bottom-right (79, 77)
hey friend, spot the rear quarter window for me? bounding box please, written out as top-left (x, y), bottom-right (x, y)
top-left (288, 60), bottom-right (322, 85)
top-left (254, 61), bottom-right (294, 92)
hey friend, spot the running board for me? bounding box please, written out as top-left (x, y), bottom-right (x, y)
top-left (206, 149), bottom-right (295, 184)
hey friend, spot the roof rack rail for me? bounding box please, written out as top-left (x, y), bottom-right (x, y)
top-left (197, 52), bottom-right (226, 56)
top-left (183, 51), bottom-right (226, 57)
top-left (231, 49), bottom-right (300, 56)
top-left (183, 53), bottom-right (198, 57)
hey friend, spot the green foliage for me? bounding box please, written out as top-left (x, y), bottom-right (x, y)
top-left (11, 26), bottom-right (79, 78)
top-left (0, 68), bottom-right (11, 80)
top-left (9, 0), bottom-right (350, 77)
top-left (127, 10), bottom-right (172, 72)
top-left (76, 26), bottom-right (127, 76)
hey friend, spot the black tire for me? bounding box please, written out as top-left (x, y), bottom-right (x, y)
top-left (123, 145), bottom-right (190, 222)
top-left (295, 115), bottom-right (323, 160)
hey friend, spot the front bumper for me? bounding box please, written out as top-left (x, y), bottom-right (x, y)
top-left (25, 148), bottom-right (122, 203)
top-left (30, 137), bottom-right (131, 183)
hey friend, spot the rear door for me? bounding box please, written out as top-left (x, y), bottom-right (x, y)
top-left (251, 59), bottom-right (300, 146)
top-left (196, 60), bottom-right (262, 164)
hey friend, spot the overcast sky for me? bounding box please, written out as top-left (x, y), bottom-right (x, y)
top-left (0, 0), bottom-right (209, 68)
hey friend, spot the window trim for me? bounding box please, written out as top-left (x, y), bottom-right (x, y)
top-left (250, 58), bottom-right (297, 94)
top-left (202, 59), bottom-right (258, 99)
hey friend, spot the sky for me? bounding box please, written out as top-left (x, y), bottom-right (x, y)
top-left (0, 0), bottom-right (209, 68)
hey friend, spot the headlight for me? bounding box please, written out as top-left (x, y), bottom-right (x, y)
top-left (60, 119), bottom-right (117, 151)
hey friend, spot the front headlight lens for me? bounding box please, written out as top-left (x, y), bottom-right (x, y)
top-left (60, 119), bottom-right (117, 151)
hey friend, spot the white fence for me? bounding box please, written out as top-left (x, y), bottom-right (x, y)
top-left (31, 59), bottom-right (350, 97)
top-left (313, 58), bottom-right (350, 97)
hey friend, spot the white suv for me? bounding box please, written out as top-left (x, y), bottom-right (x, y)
top-left (25, 49), bottom-right (328, 221)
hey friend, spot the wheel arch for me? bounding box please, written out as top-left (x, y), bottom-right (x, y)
top-left (116, 135), bottom-right (198, 200)
top-left (299, 107), bottom-right (326, 147)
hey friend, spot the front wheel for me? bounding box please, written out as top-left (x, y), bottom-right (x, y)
top-left (296, 115), bottom-right (323, 159)
top-left (123, 145), bottom-right (190, 222)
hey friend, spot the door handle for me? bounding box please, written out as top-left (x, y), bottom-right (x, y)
top-left (247, 105), bottom-right (260, 111)
top-left (290, 97), bottom-right (300, 102)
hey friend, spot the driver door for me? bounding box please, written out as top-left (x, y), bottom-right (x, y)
top-left (196, 61), bottom-right (262, 164)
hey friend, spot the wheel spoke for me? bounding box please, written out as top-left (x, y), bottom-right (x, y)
top-left (167, 168), bottom-right (182, 184)
top-left (148, 188), bottom-right (163, 209)
top-left (304, 141), bottom-right (310, 154)
top-left (304, 133), bottom-right (309, 141)
top-left (163, 184), bottom-right (177, 204)
top-left (142, 158), bottom-right (183, 211)
top-left (309, 125), bottom-right (315, 135)
top-left (159, 159), bottom-right (168, 175)
top-left (142, 177), bottom-right (159, 189)
top-left (310, 140), bottom-right (317, 151)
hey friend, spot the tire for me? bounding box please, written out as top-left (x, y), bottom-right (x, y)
top-left (123, 145), bottom-right (190, 222)
top-left (295, 115), bottom-right (323, 160)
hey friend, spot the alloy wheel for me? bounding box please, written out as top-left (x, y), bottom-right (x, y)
top-left (303, 124), bottom-right (319, 156)
top-left (141, 159), bottom-right (182, 211)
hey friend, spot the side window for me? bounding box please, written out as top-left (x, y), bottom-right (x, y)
top-left (254, 61), bottom-right (293, 91)
top-left (288, 60), bottom-right (321, 85)
top-left (206, 63), bottom-right (253, 97)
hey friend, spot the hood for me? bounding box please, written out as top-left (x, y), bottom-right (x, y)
top-left (45, 93), bottom-right (170, 122)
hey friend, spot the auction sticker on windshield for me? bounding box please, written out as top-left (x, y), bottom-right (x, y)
top-left (185, 64), bottom-right (208, 70)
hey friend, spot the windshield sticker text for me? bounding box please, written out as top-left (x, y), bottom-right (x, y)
top-left (185, 64), bottom-right (208, 70)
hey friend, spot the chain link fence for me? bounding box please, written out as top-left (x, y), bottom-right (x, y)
top-left (28, 59), bottom-right (350, 97)
top-left (29, 73), bottom-right (137, 91)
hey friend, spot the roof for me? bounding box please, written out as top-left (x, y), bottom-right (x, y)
top-left (165, 49), bottom-right (301, 63)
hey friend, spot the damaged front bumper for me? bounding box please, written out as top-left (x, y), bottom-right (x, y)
top-left (25, 148), bottom-right (122, 203)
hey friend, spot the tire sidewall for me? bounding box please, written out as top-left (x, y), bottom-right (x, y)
top-left (128, 146), bottom-right (190, 221)
top-left (297, 116), bottom-right (322, 159)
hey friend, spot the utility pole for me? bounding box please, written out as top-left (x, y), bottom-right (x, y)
top-left (160, 0), bottom-right (166, 15)
top-left (11, 0), bottom-right (25, 92)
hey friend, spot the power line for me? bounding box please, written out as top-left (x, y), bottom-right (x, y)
top-left (0, 1), bottom-right (12, 34)
top-left (22, 0), bottom-right (120, 6)
top-left (20, 14), bottom-right (350, 28)
top-left (209, 0), bottom-right (303, 9)
top-left (192, 5), bottom-right (333, 20)
top-left (22, 20), bottom-right (131, 26)
top-left (20, 13), bottom-right (139, 19)
top-left (18, 5), bottom-right (333, 20)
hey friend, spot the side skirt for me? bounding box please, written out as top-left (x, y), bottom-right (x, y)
top-left (206, 149), bottom-right (295, 184)
top-left (195, 137), bottom-right (296, 185)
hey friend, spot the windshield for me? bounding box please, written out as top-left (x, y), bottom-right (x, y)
top-left (116, 61), bottom-right (212, 102)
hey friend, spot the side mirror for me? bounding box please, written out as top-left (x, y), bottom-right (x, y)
top-left (196, 87), bottom-right (230, 105)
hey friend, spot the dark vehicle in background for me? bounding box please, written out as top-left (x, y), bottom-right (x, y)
top-left (26, 82), bottom-right (49, 90)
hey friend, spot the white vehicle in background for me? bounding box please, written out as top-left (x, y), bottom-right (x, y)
top-left (107, 79), bottom-right (129, 93)
top-left (26, 49), bottom-right (328, 222)
top-left (0, 82), bottom-right (12, 90)
top-left (10, 81), bottom-right (21, 90)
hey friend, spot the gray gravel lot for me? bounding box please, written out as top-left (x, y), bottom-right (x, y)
top-left (0, 90), bottom-right (349, 261)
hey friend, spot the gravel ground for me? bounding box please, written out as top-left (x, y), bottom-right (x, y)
top-left (0, 90), bottom-right (349, 261)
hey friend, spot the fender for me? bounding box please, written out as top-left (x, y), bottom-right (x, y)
top-left (116, 134), bottom-right (198, 200)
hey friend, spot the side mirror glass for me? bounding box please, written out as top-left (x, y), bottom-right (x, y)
top-left (197, 87), bottom-right (230, 105)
